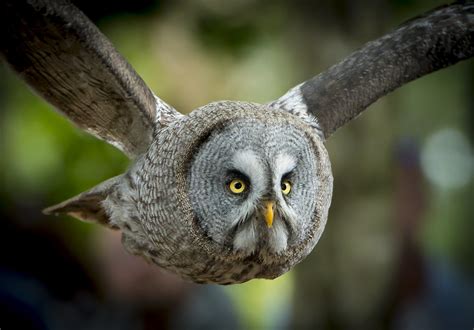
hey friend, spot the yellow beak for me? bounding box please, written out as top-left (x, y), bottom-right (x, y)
top-left (264, 201), bottom-right (274, 228)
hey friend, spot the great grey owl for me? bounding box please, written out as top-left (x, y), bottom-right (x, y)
top-left (1, 0), bottom-right (473, 284)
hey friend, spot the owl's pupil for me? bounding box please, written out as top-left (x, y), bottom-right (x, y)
top-left (281, 183), bottom-right (286, 190)
top-left (234, 182), bottom-right (242, 189)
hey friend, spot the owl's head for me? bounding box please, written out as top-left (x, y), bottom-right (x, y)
top-left (189, 116), bottom-right (321, 257)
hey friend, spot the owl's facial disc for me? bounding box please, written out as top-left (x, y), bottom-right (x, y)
top-left (188, 119), bottom-right (319, 256)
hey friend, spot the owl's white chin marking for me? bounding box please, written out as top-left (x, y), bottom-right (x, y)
top-left (268, 218), bottom-right (289, 253)
top-left (233, 222), bottom-right (258, 254)
top-left (232, 214), bottom-right (289, 255)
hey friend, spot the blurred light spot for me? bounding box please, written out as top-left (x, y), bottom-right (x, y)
top-left (421, 128), bottom-right (473, 189)
top-left (224, 272), bottom-right (293, 329)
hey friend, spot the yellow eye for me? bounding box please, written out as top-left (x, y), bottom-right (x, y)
top-left (281, 180), bottom-right (292, 195)
top-left (229, 179), bottom-right (246, 194)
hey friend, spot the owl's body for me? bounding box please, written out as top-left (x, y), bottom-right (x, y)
top-left (2, 0), bottom-right (472, 284)
top-left (105, 102), bottom-right (332, 283)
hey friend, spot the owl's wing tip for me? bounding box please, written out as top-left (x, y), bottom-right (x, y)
top-left (42, 175), bottom-right (124, 229)
top-left (42, 205), bottom-right (58, 216)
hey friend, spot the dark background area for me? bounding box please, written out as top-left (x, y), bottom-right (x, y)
top-left (1, 0), bottom-right (473, 329)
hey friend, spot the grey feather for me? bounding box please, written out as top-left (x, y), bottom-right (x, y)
top-left (107, 102), bottom-right (333, 284)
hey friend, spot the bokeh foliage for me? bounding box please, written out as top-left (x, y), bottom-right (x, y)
top-left (1, 0), bottom-right (472, 328)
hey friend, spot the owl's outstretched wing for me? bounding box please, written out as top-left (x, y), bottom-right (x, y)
top-left (270, 1), bottom-right (474, 139)
top-left (1, 0), bottom-right (181, 158)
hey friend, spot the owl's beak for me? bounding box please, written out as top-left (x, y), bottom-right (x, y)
top-left (264, 201), bottom-right (274, 228)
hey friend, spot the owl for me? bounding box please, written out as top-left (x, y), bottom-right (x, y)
top-left (1, 0), bottom-right (473, 284)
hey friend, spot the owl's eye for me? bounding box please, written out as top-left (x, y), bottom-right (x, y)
top-left (229, 179), bottom-right (247, 194)
top-left (281, 180), bottom-right (292, 195)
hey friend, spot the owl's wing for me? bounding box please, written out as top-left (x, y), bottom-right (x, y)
top-left (269, 2), bottom-right (474, 139)
top-left (1, 0), bottom-right (182, 158)
top-left (43, 175), bottom-right (123, 228)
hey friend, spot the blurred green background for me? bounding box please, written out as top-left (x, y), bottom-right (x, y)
top-left (1, 0), bottom-right (473, 329)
